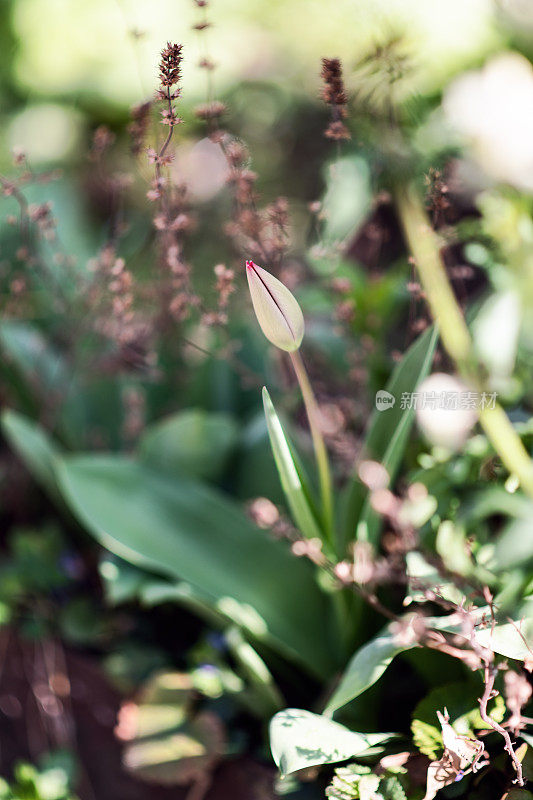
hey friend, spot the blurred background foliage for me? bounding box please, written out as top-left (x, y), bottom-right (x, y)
top-left (0, 0), bottom-right (533, 798)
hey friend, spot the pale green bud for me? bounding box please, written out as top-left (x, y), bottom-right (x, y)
top-left (245, 260), bottom-right (304, 352)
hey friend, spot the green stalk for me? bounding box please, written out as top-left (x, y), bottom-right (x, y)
top-left (396, 186), bottom-right (533, 498)
top-left (289, 349), bottom-right (335, 545)
top-left (225, 626), bottom-right (284, 715)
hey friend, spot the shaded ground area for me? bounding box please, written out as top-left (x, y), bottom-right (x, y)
top-left (0, 631), bottom-right (276, 800)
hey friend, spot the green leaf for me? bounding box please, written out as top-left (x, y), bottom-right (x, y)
top-left (343, 326), bottom-right (438, 545)
top-left (381, 775), bottom-right (408, 800)
top-left (225, 626), bottom-right (284, 715)
top-left (458, 487), bottom-right (532, 526)
top-left (262, 387), bottom-right (323, 540)
top-left (1, 409), bottom-right (61, 499)
top-left (326, 764), bottom-right (376, 800)
top-left (327, 766), bottom-right (407, 800)
top-left (270, 708), bottom-right (393, 776)
top-left (309, 157), bottom-right (371, 275)
top-left (474, 617), bottom-right (533, 661)
top-left (139, 409), bottom-right (238, 482)
top-left (411, 680), bottom-right (506, 759)
top-left (0, 321), bottom-right (69, 396)
top-left (0, 322), bottom-right (123, 449)
top-left (405, 551), bottom-right (463, 605)
top-left (427, 607), bottom-right (533, 662)
top-left (435, 520), bottom-right (472, 576)
top-left (325, 625), bottom-right (410, 715)
top-left (326, 603), bottom-right (533, 717)
top-left (107, 580), bottom-right (284, 716)
top-left (505, 791), bottom-right (533, 800)
top-left (99, 554), bottom-right (222, 626)
top-left (99, 554), bottom-right (162, 606)
top-left (56, 455), bottom-right (337, 678)
top-left (411, 719), bottom-right (442, 760)
top-left (493, 512), bottom-right (533, 570)
top-left (234, 413), bottom-right (286, 504)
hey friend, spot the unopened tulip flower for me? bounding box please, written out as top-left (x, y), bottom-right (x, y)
top-left (246, 260), bottom-right (304, 352)
top-left (247, 259), bottom-right (333, 540)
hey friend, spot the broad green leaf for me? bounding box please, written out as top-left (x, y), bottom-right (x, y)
top-left (405, 551), bottom-right (463, 605)
top-left (1, 409), bottom-right (61, 499)
top-left (458, 487), bottom-right (532, 526)
top-left (56, 455), bottom-right (337, 677)
top-left (139, 409), bottom-right (238, 482)
top-left (325, 625), bottom-right (410, 715)
top-left (475, 618), bottom-right (533, 661)
top-left (270, 708), bottom-right (393, 776)
top-left (427, 607), bottom-right (533, 662)
top-left (262, 388), bottom-right (323, 541)
top-left (343, 326), bottom-right (438, 545)
top-left (326, 603), bottom-right (533, 717)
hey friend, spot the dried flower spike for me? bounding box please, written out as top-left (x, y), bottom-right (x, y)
top-left (321, 57), bottom-right (351, 141)
top-left (159, 42), bottom-right (183, 87)
top-left (246, 260), bottom-right (304, 352)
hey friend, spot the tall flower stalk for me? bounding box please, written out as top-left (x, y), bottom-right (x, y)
top-left (246, 260), bottom-right (334, 544)
top-left (396, 186), bottom-right (533, 498)
top-left (289, 348), bottom-right (334, 541)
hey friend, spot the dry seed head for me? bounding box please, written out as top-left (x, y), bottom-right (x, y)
top-left (159, 42), bottom-right (183, 87)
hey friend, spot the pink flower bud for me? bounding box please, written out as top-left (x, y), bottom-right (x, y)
top-left (245, 260), bottom-right (304, 352)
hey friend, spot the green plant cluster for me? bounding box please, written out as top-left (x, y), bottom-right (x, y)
top-left (0, 9), bottom-right (532, 800)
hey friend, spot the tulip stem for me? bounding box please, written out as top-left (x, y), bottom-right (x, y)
top-left (289, 350), bottom-right (335, 546)
top-left (396, 185), bottom-right (533, 498)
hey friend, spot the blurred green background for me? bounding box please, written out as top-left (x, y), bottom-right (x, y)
top-left (1, 1), bottom-right (533, 798)
top-left (0, 0), bottom-right (515, 169)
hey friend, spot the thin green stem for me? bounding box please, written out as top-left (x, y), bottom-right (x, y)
top-left (396, 186), bottom-right (533, 498)
top-left (289, 349), bottom-right (335, 545)
top-left (477, 404), bottom-right (533, 495)
top-left (225, 626), bottom-right (284, 715)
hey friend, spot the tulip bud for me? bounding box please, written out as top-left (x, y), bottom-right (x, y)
top-left (245, 260), bottom-right (304, 352)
